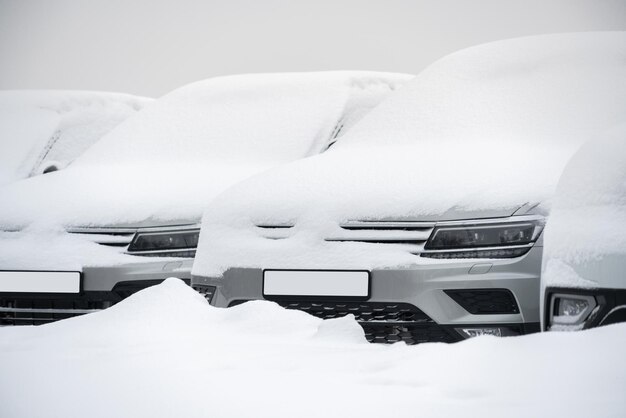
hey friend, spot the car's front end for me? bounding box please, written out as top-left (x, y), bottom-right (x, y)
top-left (193, 213), bottom-right (545, 343)
top-left (0, 222), bottom-right (201, 325)
top-left (191, 32), bottom-right (626, 344)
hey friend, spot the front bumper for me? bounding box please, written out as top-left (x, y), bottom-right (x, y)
top-left (192, 246), bottom-right (543, 343)
top-left (0, 259), bottom-right (192, 325)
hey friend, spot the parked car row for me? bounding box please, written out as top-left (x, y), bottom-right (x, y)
top-left (0, 32), bottom-right (624, 344)
top-left (0, 72), bottom-right (411, 324)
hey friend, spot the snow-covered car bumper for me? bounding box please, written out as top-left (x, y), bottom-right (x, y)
top-left (192, 245), bottom-right (542, 344)
top-left (0, 259), bottom-right (192, 325)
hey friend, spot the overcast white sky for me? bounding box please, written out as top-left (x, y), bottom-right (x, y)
top-left (1, 0), bottom-right (625, 97)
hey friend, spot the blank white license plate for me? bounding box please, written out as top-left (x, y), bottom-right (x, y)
top-left (263, 270), bottom-right (369, 297)
top-left (0, 271), bottom-right (81, 294)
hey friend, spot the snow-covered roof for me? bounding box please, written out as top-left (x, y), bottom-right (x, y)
top-left (0, 72), bottom-right (410, 231)
top-left (193, 32), bottom-right (626, 276)
top-left (542, 130), bottom-right (626, 289)
top-left (0, 90), bottom-right (152, 187)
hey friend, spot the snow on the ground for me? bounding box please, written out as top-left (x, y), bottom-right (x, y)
top-left (0, 279), bottom-right (624, 418)
top-left (0, 90), bottom-right (152, 187)
top-left (0, 72), bottom-right (410, 230)
top-left (542, 129), bottom-right (626, 289)
top-left (193, 32), bottom-right (626, 277)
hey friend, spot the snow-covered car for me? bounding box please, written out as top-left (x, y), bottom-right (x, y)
top-left (191, 32), bottom-right (626, 344)
top-left (0, 90), bottom-right (152, 187)
top-left (542, 133), bottom-right (626, 331)
top-left (0, 72), bottom-right (411, 325)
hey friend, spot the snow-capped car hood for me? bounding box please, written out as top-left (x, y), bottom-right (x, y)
top-left (193, 32), bottom-right (626, 276)
top-left (0, 72), bottom-right (411, 231)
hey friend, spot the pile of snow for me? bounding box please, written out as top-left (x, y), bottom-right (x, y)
top-left (193, 32), bottom-right (626, 277)
top-left (0, 278), bottom-right (624, 418)
top-left (0, 72), bottom-right (410, 230)
top-left (542, 130), bottom-right (626, 289)
top-left (0, 90), bottom-right (152, 187)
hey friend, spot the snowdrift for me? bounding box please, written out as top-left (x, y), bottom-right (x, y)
top-left (0, 278), bottom-right (624, 418)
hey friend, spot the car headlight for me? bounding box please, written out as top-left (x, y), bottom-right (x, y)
top-left (127, 229), bottom-right (200, 258)
top-left (548, 293), bottom-right (598, 331)
top-left (421, 220), bottom-right (543, 259)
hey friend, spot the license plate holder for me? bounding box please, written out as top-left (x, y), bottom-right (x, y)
top-left (0, 271), bottom-right (81, 294)
top-left (263, 270), bottom-right (370, 299)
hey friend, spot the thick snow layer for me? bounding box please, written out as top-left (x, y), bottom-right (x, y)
top-left (0, 90), bottom-right (152, 187)
top-left (542, 131), bottom-right (626, 289)
top-left (0, 224), bottom-right (151, 270)
top-left (193, 32), bottom-right (626, 276)
top-left (0, 72), bottom-right (409, 230)
top-left (0, 279), bottom-right (624, 418)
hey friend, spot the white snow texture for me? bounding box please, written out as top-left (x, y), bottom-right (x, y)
top-left (0, 278), bottom-right (624, 418)
top-left (193, 32), bottom-right (626, 277)
top-left (0, 90), bottom-right (152, 186)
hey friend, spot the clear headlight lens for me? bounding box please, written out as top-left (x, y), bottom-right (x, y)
top-left (549, 294), bottom-right (597, 331)
top-left (425, 222), bottom-right (542, 250)
top-left (127, 229), bottom-right (200, 257)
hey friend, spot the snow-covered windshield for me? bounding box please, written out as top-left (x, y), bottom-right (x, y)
top-left (193, 32), bottom-right (626, 276)
top-left (0, 72), bottom-right (410, 229)
top-left (0, 91), bottom-right (152, 187)
top-left (75, 72), bottom-right (410, 167)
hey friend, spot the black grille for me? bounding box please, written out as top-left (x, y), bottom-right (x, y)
top-left (0, 298), bottom-right (110, 325)
top-left (0, 280), bottom-right (173, 326)
top-left (229, 300), bottom-right (461, 344)
top-left (192, 285), bottom-right (216, 304)
top-left (444, 289), bottom-right (520, 314)
top-left (363, 323), bottom-right (460, 344)
top-left (272, 301), bottom-right (433, 323)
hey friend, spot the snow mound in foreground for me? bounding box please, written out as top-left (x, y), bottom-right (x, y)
top-left (0, 90), bottom-right (152, 187)
top-left (0, 278), bottom-right (625, 418)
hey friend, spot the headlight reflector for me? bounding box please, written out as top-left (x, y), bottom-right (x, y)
top-left (127, 229), bottom-right (200, 256)
top-left (549, 294), bottom-right (597, 331)
top-left (425, 222), bottom-right (540, 250)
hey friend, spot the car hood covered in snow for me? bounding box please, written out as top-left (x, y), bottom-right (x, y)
top-left (0, 72), bottom-right (410, 230)
top-left (0, 90), bottom-right (152, 187)
top-left (193, 32), bottom-right (626, 277)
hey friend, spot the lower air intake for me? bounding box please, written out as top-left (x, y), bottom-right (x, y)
top-left (444, 289), bottom-right (520, 314)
